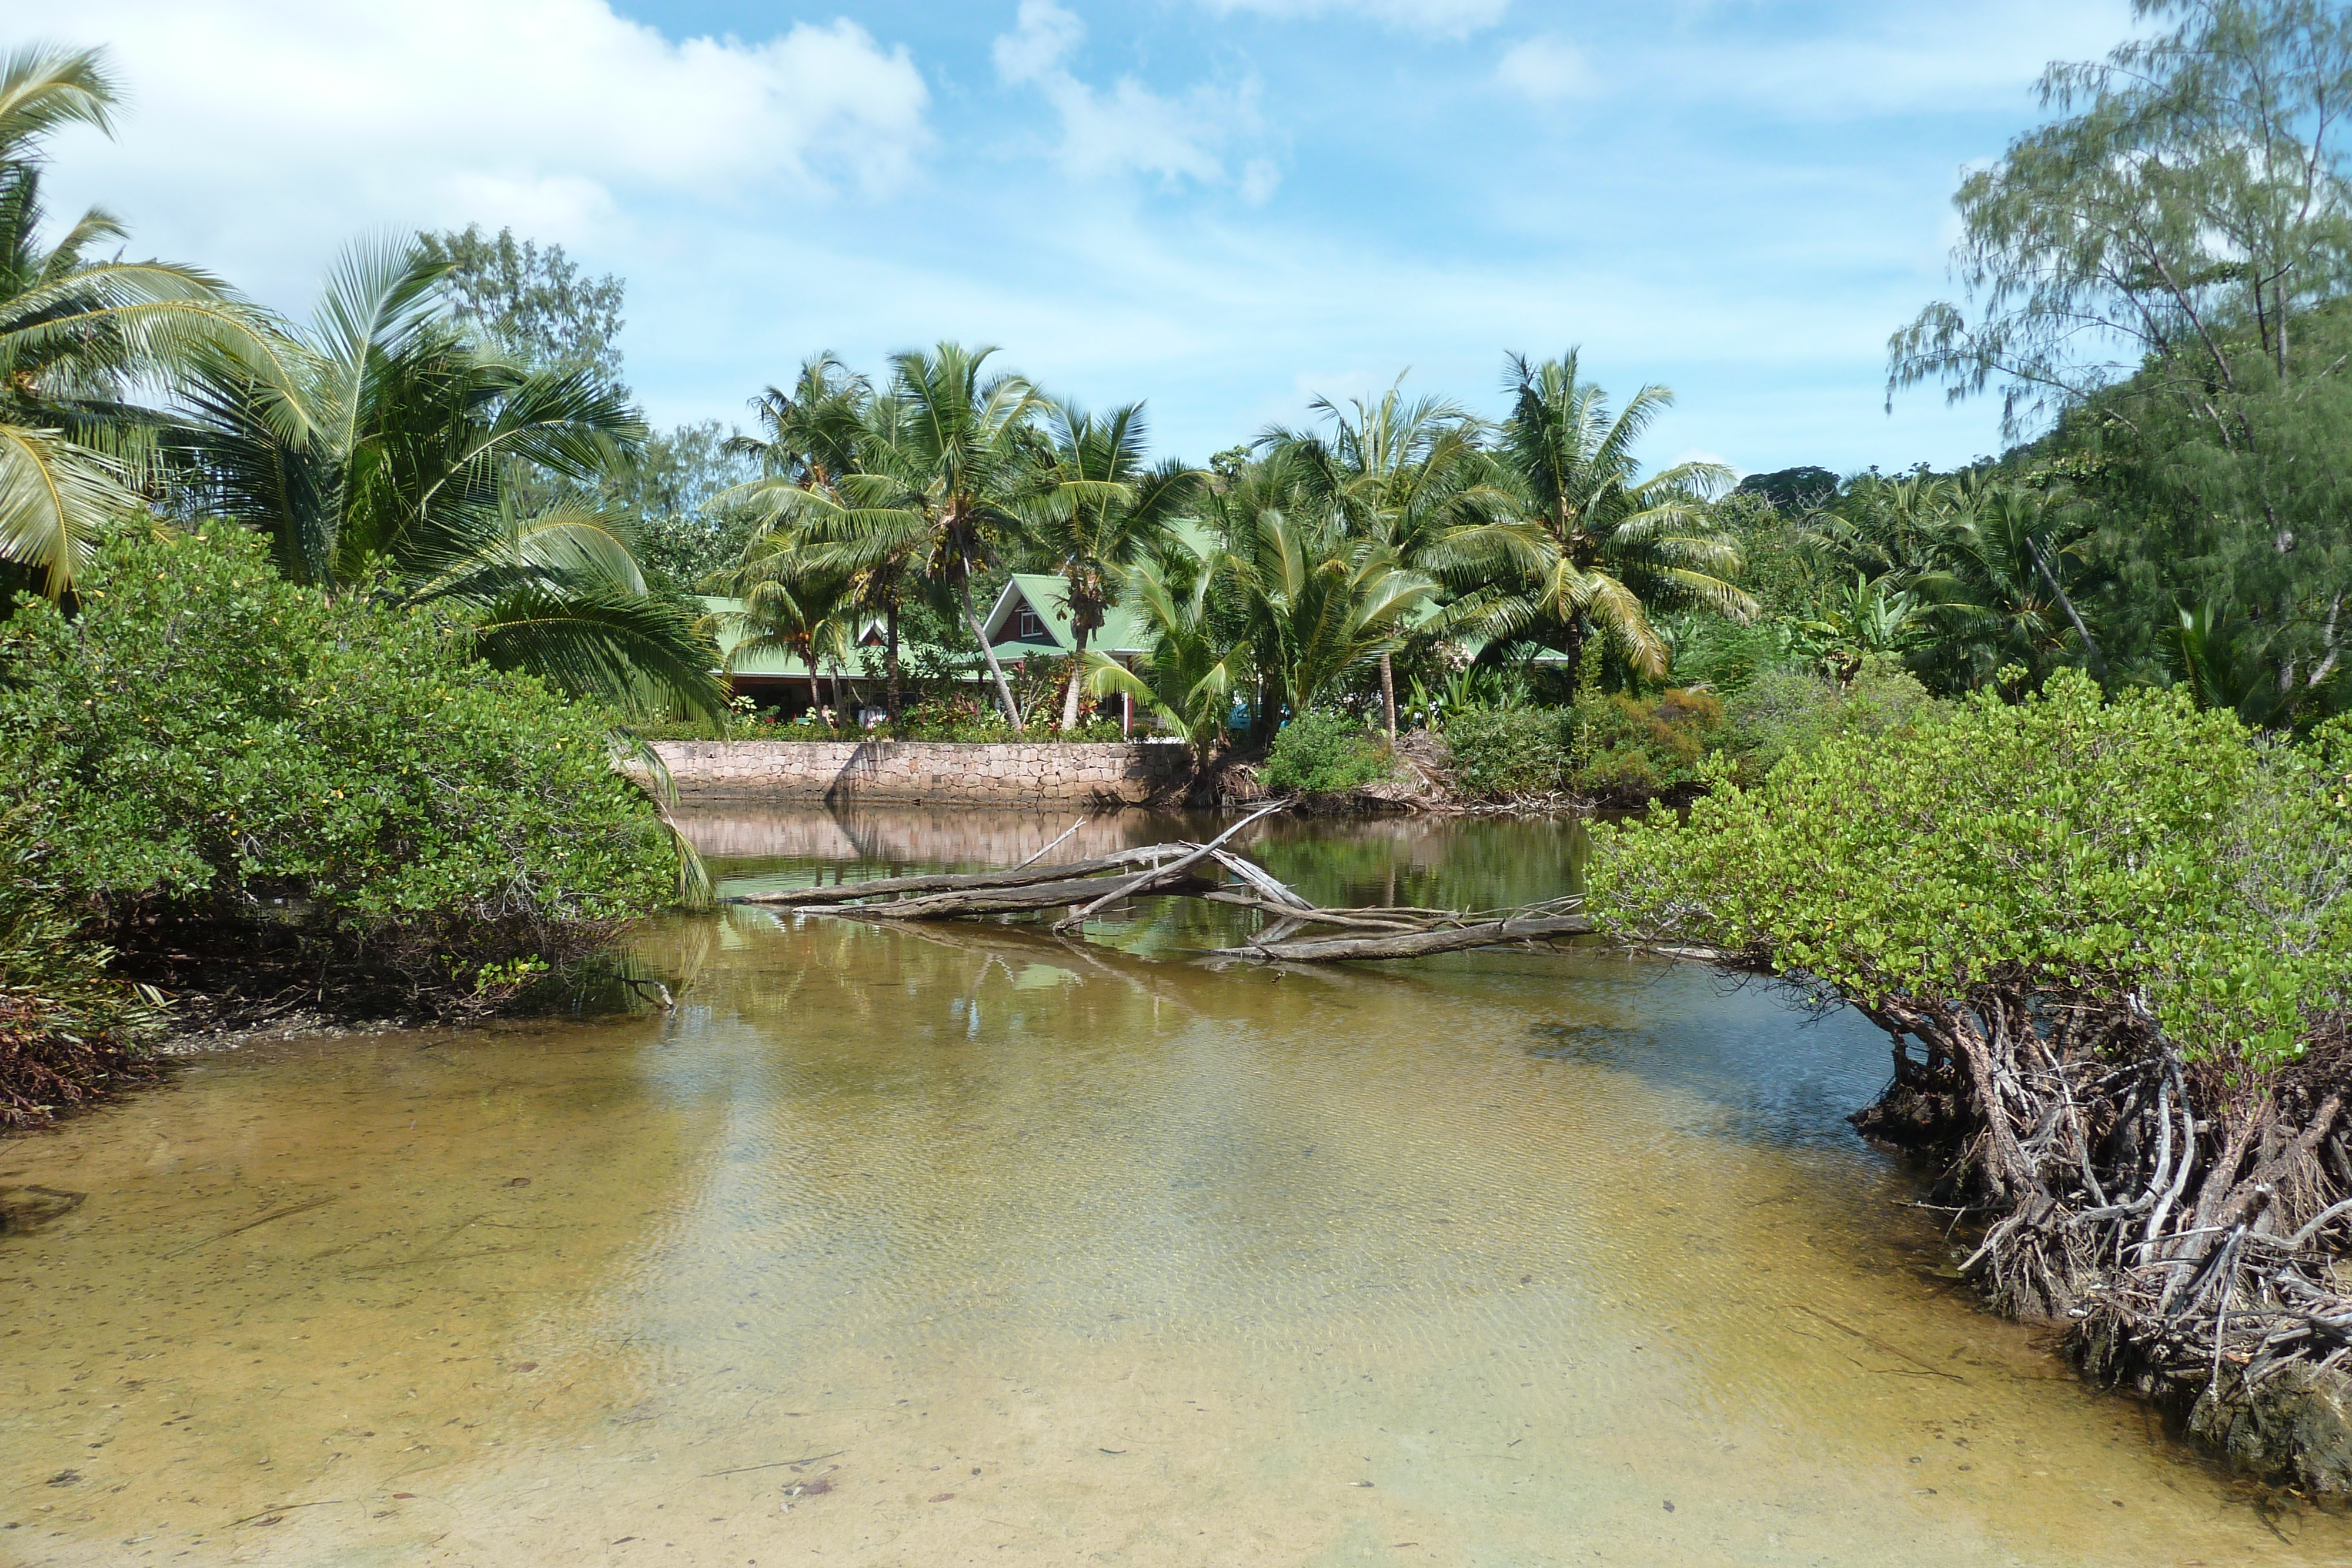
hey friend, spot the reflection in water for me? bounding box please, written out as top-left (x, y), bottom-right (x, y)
top-left (0, 807), bottom-right (2342, 1566)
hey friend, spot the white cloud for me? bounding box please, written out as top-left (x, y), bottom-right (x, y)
top-left (1200, 0), bottom-right (1510, 35)
top-left (41, 0), bottom-right (930, 303)
top-left (994, 1), bottom-right (1269, 190)
top-left (1495, 35), bottom-right (1596, 102)
top-left (993, 0), bottom-right (1086, 83)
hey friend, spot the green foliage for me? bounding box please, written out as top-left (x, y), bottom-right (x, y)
top-left (1442, 706), bottom-right (1578, 798)
top-left (1733, 466), bottom-right (1840, 513)
top-left (721, 343), bottom-right (1063, 724)
top-left (419, 223), bottom-right (626, 386)
top-left (1083, 554), bottom-right (1250, 760)
top-left (1660, 607), bottom-right (1792, 695)
top-left (1464, 350), bottom-right (1753, 678)
top-left (1889, 2), bottom-right (2352, 720)
top-left (1573, 687), bottom-right (1729, 803)
top-left (1262, 710), bottom-right (1395, 794)
top-left (0, 527), bottom-right (679, 983)
top-left (605, 420), bottom-right (759, 589)
top-left (176, 239), bottom-right (724, 719)
top-left (1590, 670), bottom-right (2352, 1071)
top-left (1727, 657), bottom-right (1939, 778)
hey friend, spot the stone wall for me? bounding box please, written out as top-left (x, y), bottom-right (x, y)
top-left (651, 739), bottom-right (1194, 805)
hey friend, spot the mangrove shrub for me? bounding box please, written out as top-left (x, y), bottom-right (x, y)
top-left (0, 527), bottom-right (681, 1000)
top-left (1442, 707), bottom-right (1577, 799)
top-left (1262, 711), bottom-right (1393, 794)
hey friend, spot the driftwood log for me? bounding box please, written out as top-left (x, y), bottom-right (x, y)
top-left (1210, 912), bottom-right (1593, 962)
top-left (825, 867), bottom-right (1223, 920)
top-left (723, 807), bottom-right (1589, 964)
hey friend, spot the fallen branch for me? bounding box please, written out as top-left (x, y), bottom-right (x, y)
top-left (1052, 802), bottom-right (1287, 932)
top-left (841, 866), bottom-right (1222, 920)
top-left (1014, 818), bottom-right (1088, 870)
top-left (1213, 912), bottom-right (1593, 962)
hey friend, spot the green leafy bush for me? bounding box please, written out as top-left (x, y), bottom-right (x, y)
top-left (0, 527), bottom-right (680, 999)
top-left (1727, 656), bottom-right (1938, 779)
top-left (1442, 707), bottom-right (1578, 798)
top-left (1573, 688), bottom-right (1729, 803)
top-left (1262, 710), bottom-right (1394, 794)
top-left (1662, 612), bottom-right (1793, 696)
top-left (1589, 670), bottom-right (2351, 1070)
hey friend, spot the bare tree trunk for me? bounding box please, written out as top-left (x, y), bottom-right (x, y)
top-left (1379, 651), bottom-right (1397, 741)
top-left (2027, 536), bottom-right (2110, 683)
top-left (885, 601), bottom-right (903, 724)
top-left (959, 574), bottom-right (1023, 726)
top-left (1061, 630), bottom-right (1088, 730)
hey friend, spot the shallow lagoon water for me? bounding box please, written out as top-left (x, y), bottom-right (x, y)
top-left (2, 808), bottom-right (2345, 1566)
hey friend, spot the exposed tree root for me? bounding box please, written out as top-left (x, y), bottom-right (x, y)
top-left (0, 991), bottom-right (159, 1131)
top-left (1849, 992), bottom-right (2352, 1491)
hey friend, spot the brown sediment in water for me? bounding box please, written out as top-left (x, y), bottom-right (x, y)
top-left (0, 811), bottom-right (2347, 1564)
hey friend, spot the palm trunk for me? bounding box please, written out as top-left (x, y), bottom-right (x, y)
top-left (885, 601), bottom-right (902, 724)
top-left (1379, 651), bottom-right (1396, 741)
top-left (2027, 536), bottom-right (2109, 683)
top-left (1061, 627), bottom-right (1090, 730)
top-left (959, 573), bottom-right (1023, 726)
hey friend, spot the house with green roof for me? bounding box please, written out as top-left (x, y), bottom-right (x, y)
top-left (699, 576), bottom-right (1154, 726)
top-left (975, 574), bottom-right (1154, 661)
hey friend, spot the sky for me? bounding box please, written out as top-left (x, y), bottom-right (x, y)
top-left (28, 0), bottom-right (2139, 476)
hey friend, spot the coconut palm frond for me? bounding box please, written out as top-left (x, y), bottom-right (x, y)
top-left (465, 582), bottom-right (726, 720)
top-left (0, 422), bottom-right (142, 597)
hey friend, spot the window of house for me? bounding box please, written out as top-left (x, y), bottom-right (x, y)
top-left (1016, 605), bottom-right (1045, 640)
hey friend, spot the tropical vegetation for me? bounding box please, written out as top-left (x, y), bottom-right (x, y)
top-left (9, 2), bottom-right (2352, 1101)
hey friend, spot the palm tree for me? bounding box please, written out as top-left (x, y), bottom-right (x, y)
top-left (726, 353), bottom-right (871, 502)
top-left (724, 343), bottom-right (1054, 724)
top-left (722, 356), bottom-right (925, 719)
top-left (1033, 400), bottom-right (1198, 728)
top-left (1223, 495), bottom-right (1436, 720)
top-left (1080, 553), bottom-right (1251, 764)
top-left (716, 564), bottom-right (857, 718)
top-left (1472, 351), bottom-right (1753, 684)
top-left (1927, 483), bottom-right (2089, 687)
top-left (1806, 477), bottom-right (2108, 690)
top-left (0, 45), bottom-right (280, 599)
top-left (2173, 600), bottom-right (2333, 728)
top-left (1259, 379), bottom-right (1528, 735)
top-left (175, 239), bottom-right (724, 717)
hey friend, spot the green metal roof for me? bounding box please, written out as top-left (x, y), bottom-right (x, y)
top-left (980, 576), bottom-right (1152, 657)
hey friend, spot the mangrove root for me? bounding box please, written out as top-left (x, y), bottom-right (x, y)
top-left (1848, 990), bottom-right (2352, 1493)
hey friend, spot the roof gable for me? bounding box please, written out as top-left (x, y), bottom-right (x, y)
top-left (980, 576), bottom-right (1154, 657)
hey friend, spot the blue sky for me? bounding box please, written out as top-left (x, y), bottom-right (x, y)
top-left (45, 0), bottom-right (2136, 474)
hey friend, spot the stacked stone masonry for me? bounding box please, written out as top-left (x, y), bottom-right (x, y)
top-left (652, 740), bottom-right (1193, 805)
